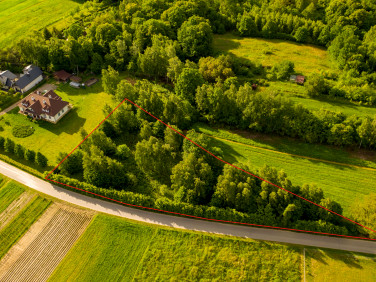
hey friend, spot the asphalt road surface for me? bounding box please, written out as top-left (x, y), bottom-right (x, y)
top-left (1, 160), bottom-right (375, 254)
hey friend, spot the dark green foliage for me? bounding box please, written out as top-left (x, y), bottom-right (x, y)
top-left (36, 152), bottom-right (48, 167)
top-left (175, 68), bottom-right (204, 104)
top-left (4, 138), bottom-right (15, 154)
top-left (58, 151), bottom-right (84, 175)
top-left (14, 144), bottom-right (25, 159)
top-left (306, 74), bottom-right (330, 97)
top-left (178, 16), bottom-right (213, 60)
top-left (24, 149), bottom-right (36, 162)
top-left (116, 144), bottom-right (131, 160)
top-left (12, 125), bottom-right (35, 138)
top-left (270, 61), bottom-right (295, 80)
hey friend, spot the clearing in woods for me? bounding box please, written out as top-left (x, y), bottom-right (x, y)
top-left (0, 203), bottom-right (92, 282)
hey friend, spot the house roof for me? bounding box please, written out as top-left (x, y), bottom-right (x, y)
top-left (70, 76), bottom-right (82, 83)
top-left (53, 70), bottom-right (72, 81)
top-left (15, 66), bottom-right (43, 89)
top-left (0, 70), bottom-right (17, 81)
top-left (296, 75), bottom-right (305, 83)
top-left (19, 90), bottom-right (68, 117)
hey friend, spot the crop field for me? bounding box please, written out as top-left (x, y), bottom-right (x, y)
top-left (49, 214), bottom-right (302, 281)
top-left (0, 205), bottom-right (92, 281)
top-left (0, 195), bottom-right (51, 259)
top-left (0, 180), bottom-right (25, 214)
top-left (0, 81), bottom-right (114, 168)
top-left (214, 33), bottom-right (331, 75)
top-left (195, 124), bottom-right (376, 215)
top-left (0, 0), bottom-right (83, 48)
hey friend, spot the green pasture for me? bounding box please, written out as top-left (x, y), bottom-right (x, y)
top-left (195, 124), bottom-right (376, 215)
top-left (0, 0), bottom-right (83, 48)
top-left (50, 214), bottom-right (302, 281)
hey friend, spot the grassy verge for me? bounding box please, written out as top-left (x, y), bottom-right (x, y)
top-left (49, 214), bottom-right (302, 281)
top-left (194, 124), bottom-right (376, 215)
top-left (0, 181), bottom-right (25, 214)
top-left (0, 195), bottom-right (51, 259)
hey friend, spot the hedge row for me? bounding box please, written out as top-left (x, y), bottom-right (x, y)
top-left (45, 173), bottom-right (359, 237)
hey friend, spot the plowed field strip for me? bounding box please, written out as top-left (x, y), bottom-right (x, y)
top-left (0, 192), bottom-right (34, 230)
top-left (0, 181), bottom-right (25, 214)
top-left (0, 205), bottom-right (92, 282)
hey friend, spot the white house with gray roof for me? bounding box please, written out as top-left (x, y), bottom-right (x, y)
top-left (14, 65), bottom-right (43, 93)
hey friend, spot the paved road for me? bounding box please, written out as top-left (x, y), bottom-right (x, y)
top-left (0, 101), bottom-right (19, 116)
top-left (1, 160), bottom-right (376, 254)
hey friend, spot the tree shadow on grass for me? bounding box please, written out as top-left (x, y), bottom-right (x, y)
top-left (37, 108), bottom-right (86, 136)
top-left (307, 248), bottom-right (363, 269)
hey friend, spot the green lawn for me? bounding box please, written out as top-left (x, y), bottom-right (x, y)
top-left (49, 214), bottom-right (302, 281)
top-left (0, 180), bottom-right (25, 214)
top-left (0, 0), bottom-right (83, 48)
top-left (0, 81), bottom-right (115, 168)
top-left (194, 124), bottom-right (376, 215)
top-left (214, 33), bottom-right (332, 75)
top-left (0, 195), bottom-right (51, 258)
top-left (307, 249), bottom-right (376, 281)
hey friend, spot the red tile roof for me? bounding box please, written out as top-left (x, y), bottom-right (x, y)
top-left (19, 90), bottom-right (69, 117)
top-left (53, 70), bottom-right (72, 81)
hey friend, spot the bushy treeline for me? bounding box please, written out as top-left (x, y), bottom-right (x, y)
top-left (196, 81), bottom-right (376, 149)
top-left (0, 136), bottom-right (48, 167)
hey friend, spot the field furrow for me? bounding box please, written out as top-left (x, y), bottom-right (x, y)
top-left (0, 204), bottom-right (92, 282)
top-left (0, 192), bottom-right (35, 230)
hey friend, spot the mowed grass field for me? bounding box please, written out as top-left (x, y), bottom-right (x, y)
top-left (195, 124), bottom-right (376, 215)
top-left (49, 214), bottom-right (302, 281)
top-left (0, 0), bottom-right (83, 48)
top-left (214, 33), bottom-right (331, 75)
top-left (0, 81), bottom-right (114, 168)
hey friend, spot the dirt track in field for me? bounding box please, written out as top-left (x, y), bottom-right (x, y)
top-left (0, 203), bottom-right (93, 282)
top-left (0, 192), bottom-right (35, 230)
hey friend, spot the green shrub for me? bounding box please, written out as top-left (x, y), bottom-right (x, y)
top-left (12, 125), bottom-right (35, 138)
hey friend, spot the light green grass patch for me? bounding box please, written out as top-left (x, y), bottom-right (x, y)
top-left (0, 195), bottom-right (51, 258)
top-left (50, 214), bottom-right (302, 281)
top-left (194, 124), bottom-right (376, 215)
top-left (0, 0), bottom-right (83, 48)
top-left (214, 33), bottom-right (331, 75)
top-left (0, 181), bottom-right (25, 214)
top-left (48, 215), bottom-right (156, 282)
top-left (0, 81), bottom-right (115, 167)
top-left (307, 249), bottom-right (376, 281)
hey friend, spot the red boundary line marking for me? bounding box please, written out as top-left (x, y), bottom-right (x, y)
top-left (45, 97), bottom-right (376, 241)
